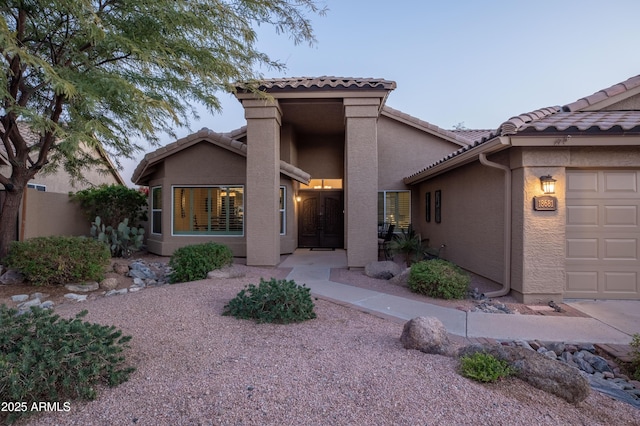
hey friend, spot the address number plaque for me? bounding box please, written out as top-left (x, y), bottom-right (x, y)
top-left (533, 196), bottom-right (557, 211)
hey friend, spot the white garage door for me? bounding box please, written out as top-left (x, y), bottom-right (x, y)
top-left (565, 169), bottom-right (640, 299)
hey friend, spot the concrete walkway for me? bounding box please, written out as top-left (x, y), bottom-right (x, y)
top-left (279, 249), bottom-right (637, 345)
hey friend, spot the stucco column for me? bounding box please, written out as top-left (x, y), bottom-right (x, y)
top-left (513, 164), bottom-right (566, 303)
top-left (344, 98), bottom-right (380, 268)
top-left (244, 99), bottom-right (282, 266)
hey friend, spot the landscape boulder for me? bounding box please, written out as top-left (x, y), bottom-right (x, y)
top-left (112, 262), bottom-right (130, 275)
top-left (365, 261), bottom-right (402, 280)
top-left (100, 277), bottom-right (119, 291)
top-left (389, 267), bottom-right (410, 286)
top-left (400, 316), bottom-right (452, 356)
top-left (0, 269), bottom-right (25, 285)
top-left (458, 343), bottom-right (590, 404)
top-left (207, 266), bottom-right (246, 279)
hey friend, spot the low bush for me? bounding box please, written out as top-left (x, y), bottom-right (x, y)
top-left (459, 352), bottom-right (516, 383)
top-left (630, 333), bottom-right (640, 380)
top-left (168, 242), bottom-right (233, 283)
top-left (408, 259), bottom-right (470, 299)
top-left (0, 306), bottom-right (135, 424)
top-left (4, 236), bottom-right (111, 286)
top-left (223, 278), bottom-right (316, 324)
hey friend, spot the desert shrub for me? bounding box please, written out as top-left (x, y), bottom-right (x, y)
top-left (223, 278), bottom-right (316, 324)
top-left (168, 242), bottom-right (233, 283)
top-left (389, 224), bottom-right (424, 265)
top-left (71, 184), bottom-right (148, 228)
top-left (91, 216), bottom-right (145, 258)
top-left (630, 333), bottom-right (640, 380)
top-left (4, 236), bottom-right (110, 286)
top-left (0, 306), bottom-right (135, 424)
top-left (459, 352), bottom-right (516, 383)
top-left (408, 259), bottom-right (470, 299)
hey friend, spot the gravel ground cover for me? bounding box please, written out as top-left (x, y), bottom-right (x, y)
top-left (18, 265), bottom-right (640, 426)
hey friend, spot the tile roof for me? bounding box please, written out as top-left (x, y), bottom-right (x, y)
top-left (564, 74), bottom-right (640, 112)
top-left (404, 74), bottom-right (640, 184)
top-left (237, 76), bottom-right (397, 91)
top-left (518, 111), bottom-right (640, 133)
top-left (450, 129), bottom-right (495, 144)
top-left (132, 127), bottom-right (310, 185)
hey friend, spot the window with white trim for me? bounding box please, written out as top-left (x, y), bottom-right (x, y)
top-left (172, 186), bottom-right (244, 235)
top-left (27, 183), bottom-right (46, 192)
top-left (151, 187), bottom-right (162, 234)
top-left (279, 186), bottom-right (286, 235)
top-left (378, 190), bottom-right (410, 232)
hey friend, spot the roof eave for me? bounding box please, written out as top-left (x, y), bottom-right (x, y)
top-left (403, 137), bottom-right (511, 185)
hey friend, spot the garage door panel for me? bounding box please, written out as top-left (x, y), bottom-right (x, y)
top-left (566, 238), bottom-right (598, 259)
top-left (604, 205), bottom-right (637, 226)
top-left (603, 171), bottom-right (638, 193)
top-left (603, 238), bottom-right (637, 260)
top-left (604, 272), bottom-right (638, 293)
top-left (567, 171), bottom-right (598, 192)
top-left (566, 271), bottom-right (598, 293)
top-left (566, 205), bottom-right (599, 226)
top-left (565, 169), bottom-right (640, 300)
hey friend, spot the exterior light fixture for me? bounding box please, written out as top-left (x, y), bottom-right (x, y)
top-left (295, 195), bottom-right (302, 202)
top-left (540, 175), bottom-right (556, 194)
top-left (534, 175), bottom-right (558, 211)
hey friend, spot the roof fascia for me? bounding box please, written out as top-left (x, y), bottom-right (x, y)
top-left (235, 90), bottom-right (388, 101)
top-left (511, 134), bottom-right (640, 147)
top-left (403, 137), bottom-right (511, 185)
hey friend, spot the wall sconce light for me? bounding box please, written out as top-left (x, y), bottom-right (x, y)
top-left (540, 175), bottom-right (556, 194)
top-left (295, 195), bottom-right (302, 202)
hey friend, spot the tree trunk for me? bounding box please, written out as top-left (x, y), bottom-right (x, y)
top-left (0, 187), bottom-right (24, 259)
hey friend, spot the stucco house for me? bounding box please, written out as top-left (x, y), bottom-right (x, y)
top-left (133, 75), bottom-right (640, 303)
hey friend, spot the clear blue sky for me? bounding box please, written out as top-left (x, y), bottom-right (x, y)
top-left (121, 0), bottom-right (640, 185)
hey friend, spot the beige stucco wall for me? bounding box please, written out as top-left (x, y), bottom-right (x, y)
top-left (413, 156), bottom-right (507, 284)
top-left (510, 147), bottom-right (567, 303)
top-left (297, 134), bottom-right (344, 179)
top-left (377, 116), bottom-right (463, 191)
top-left (21, 189), bottom-right (88, 239)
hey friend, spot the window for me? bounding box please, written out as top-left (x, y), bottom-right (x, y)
top-left (151, 187), bottom-right (162, 234)
top-left (172, 186), bottom-right (244, 235)
top-left (378, 191), bottom-right (410, 232)
top-left (27, 183), bottom-right (46, 192)
top-left (279, 186), bottom-right (286, 235)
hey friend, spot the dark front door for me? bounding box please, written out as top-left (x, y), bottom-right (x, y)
top-left (298, 190), bottom-right (344, 248)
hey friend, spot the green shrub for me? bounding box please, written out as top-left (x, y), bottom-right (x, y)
top-left (408, 259), bottom-right (470, 299)
top-left (4, 236), bottom-right (110, 286)
top-left (0, 306), bottom-right (135, 424)
top-left (223, 278), bottom-right (316, 324)
top-left (168, 242), bottom-right (233, 283)
top-left (70, 184), bottom-right (148, 228)
top-left (459, 352), bottom-right (516, 383)
top-left (630, 333), bottom-right (640, 380)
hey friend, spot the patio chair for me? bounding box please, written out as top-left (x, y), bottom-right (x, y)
top-left (378, 224), bottom-right (395, 260)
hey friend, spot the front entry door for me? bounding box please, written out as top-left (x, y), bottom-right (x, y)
top-left (298, 190), bottom-right (344, 248)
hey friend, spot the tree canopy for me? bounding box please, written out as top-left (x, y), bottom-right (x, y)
top-left (0, 0), bottom-right (325, 257)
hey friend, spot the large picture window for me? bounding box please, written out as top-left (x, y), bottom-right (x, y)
top-left (378, 190), bottom-right (410, 232)
top-left (172, 186), bottom-right (244, 235)
top-left (151, 187), bottom-right (162, 234)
